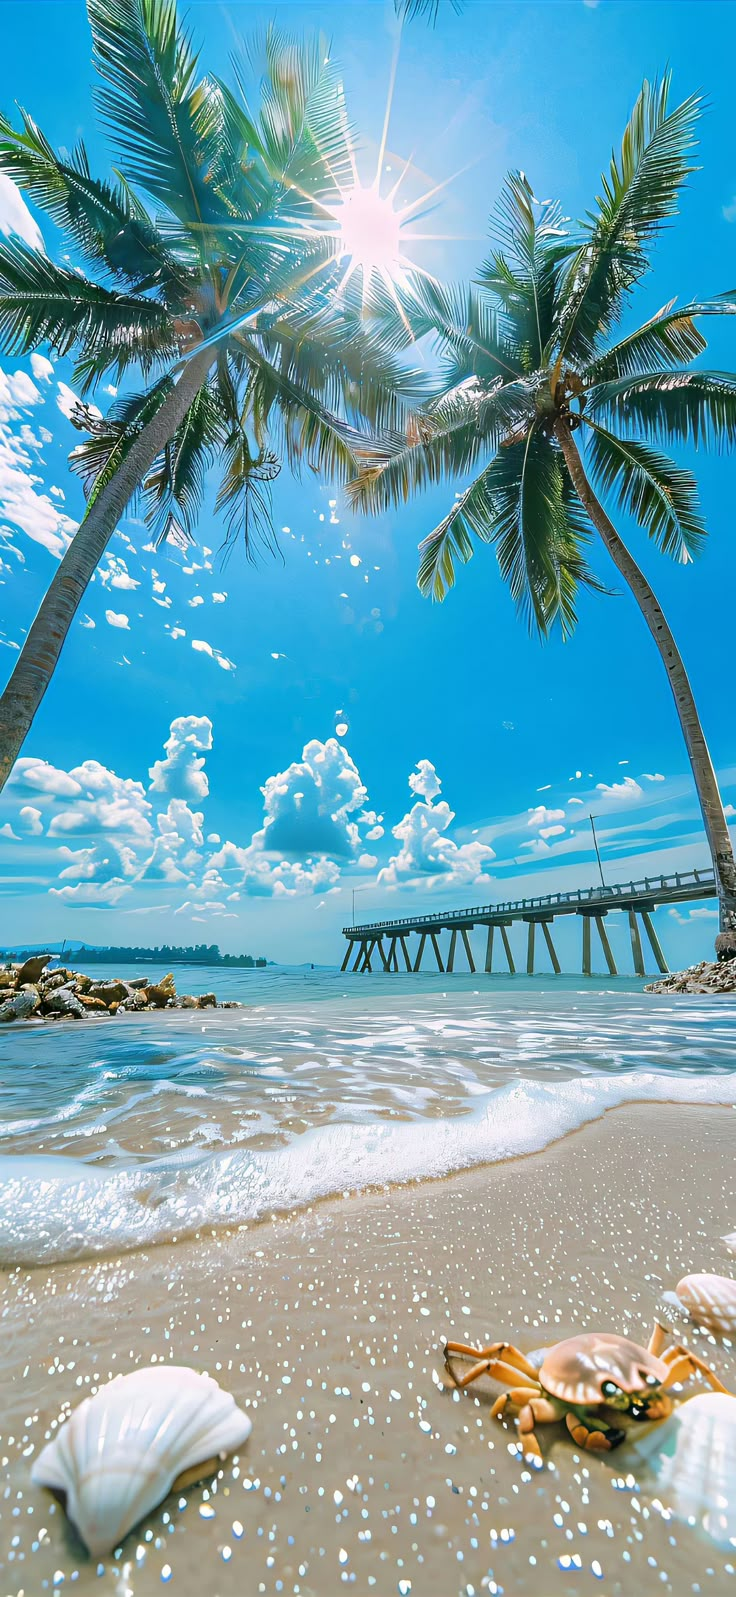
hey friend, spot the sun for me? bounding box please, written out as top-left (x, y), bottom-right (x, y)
top-left (331, 183), bottom-right (403, 280)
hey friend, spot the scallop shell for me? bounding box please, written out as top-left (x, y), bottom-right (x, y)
top-left (31, 1365), bottom-right (252, 1556)
top-left (629, 1392), bottom-right (736, 1549)
top-left (675, 1273), bottom-right (736, 1335)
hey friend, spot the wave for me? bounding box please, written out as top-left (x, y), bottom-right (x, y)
top-left (0, 1070), bottom-right (733, 1267)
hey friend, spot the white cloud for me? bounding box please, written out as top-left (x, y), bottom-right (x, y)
top-left (409, 759), bottom-right (442, 802)
top-left (50, 878), bottom-right (133, 906)
top-left (188, 595), bottom-right (204, 607)
top-left (0, 821), bottom-right (18, 839)
top-left (191, 638), bottom-right (235, 671)
top-left (528, 805), bottom-right (566, 829)
top-left (19, 804), bottom-right (43, 835)
top-left (56, 381), bottom-right (81, 420)
top-left (30, 354), bottom-right (54, 384)
top-left (10, 757), bottom-right (83, 797)
top-left (0, 172), bottom-right (43, 250)
top-left (358, 852), bottom-right (378, 869)
top-left (0, 370), bottom-right (77, 559)
top-left (80, 614), bottom-right (95, 629)
top-left (148, 715), bottom-right (212, 800)
top-left (379, 765), bottom-right (494, 890)
top-left (596, 777), bottom-right (644, 802)
top-left (212, 592), bottom-right (227, 604)
top-left (539, 823), bottom-right (565, 839)
top-left (105, 609), bottom-right (130, 629)
top-left (643, 772), bottom-right (665, 783)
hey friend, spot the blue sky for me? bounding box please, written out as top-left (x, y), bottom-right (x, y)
top-left (0, 0), bottom-right (735, 970)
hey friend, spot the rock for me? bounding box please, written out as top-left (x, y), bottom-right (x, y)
top-left (128, 976), bottom-right (150, 990)
top-left (16, 954), bottom-right (52, 985)
top-left (0, 988), bottom-right (41, 1022)
top-left (88, 980), bottom-right (131, 1007)
top-left (41, 987), bottom-right (86, 1019)
top-left (144, 984), bottom-right (172, 1009)
top-left (646, 957), bottom-right (736, 995)
top-left (197, 992), bottom-right (217, 1009)
top-left (72, 972), bottom-right (92, 993)
top-left (40, 970), bottom-right (70, 994)
top-left (77, 994), bottom-right (110, 1013)
top-left (716, 930), bottom-right (736, 963)
top-left (179, 994), bottom-right (198, 1008)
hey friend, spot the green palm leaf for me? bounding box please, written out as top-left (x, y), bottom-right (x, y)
top-left (89, 0), bottom-right (227, 231)
top-left (479, 171), bottom-right (573, 370)
top-left (0, 235), bottom-right (175, 363)
top-left (556, 75), bottom-right (701, 363)
top-left (584, 420), bottom-right (705, 561)
top-left (581, 296), bottom-right (736, 381)
top-left (586, 369), bottom-right (736, 447)
top-left (144, 382), bottom-right (226, 541)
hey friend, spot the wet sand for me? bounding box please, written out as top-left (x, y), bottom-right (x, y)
top-left (1, 1102), bottom-right (735, 1596)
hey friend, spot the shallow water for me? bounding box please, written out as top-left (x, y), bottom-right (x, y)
top-left (1, 970), bottom-right (735, 1266)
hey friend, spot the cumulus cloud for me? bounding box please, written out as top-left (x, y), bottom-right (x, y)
top-left (19, 804), bottom-right (43, 835)
top-left (0, 369), bottom-right (77, 558)
top-left (148, 715), bottom-right (212, 801)
top-left (596, 776), bottom-right (644, 802)
top-left (643, 772), bottom-right (665, 783)
top-left (0, 172), bottom-right (43, 250)
top-left (30, 353), bottom-right (54, 384)
top-left (105, 609), bottom-right (130, 629)
top-left (379, 765), bottom-right (494, 890)
top-left (409, 759), bottom-right (442, 801)
top-left (10, 757), bottom-right (82, 797)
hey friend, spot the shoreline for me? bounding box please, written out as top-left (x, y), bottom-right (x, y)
top-left (2, 1102), bottom-right (735, 1595)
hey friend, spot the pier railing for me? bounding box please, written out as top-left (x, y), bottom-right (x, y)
top-left (340, 866), bottom-right (717, 977)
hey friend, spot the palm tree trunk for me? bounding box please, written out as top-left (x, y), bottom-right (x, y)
top-left (556, 417), bottom-right (736, 939)
top-left (0, 347), bottom-right (213, 794)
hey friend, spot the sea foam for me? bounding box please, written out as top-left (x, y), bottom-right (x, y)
top-left (0, 1070), bottom-right (733, 1266)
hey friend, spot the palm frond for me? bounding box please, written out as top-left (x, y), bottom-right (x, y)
top-left (234, 27), bottom-right (353, 201)
top-left (395, 0), bottom-right (463, 18)
top-left (584, 293), bottom-right (736, 381)
top-left (417, 427), bottom-right (604, 635)
top-left (0, 109), bottom-right (184, 291)
top-left (479, 171), bottom-right (573, 370)
top-left (215, 430), bottom-right (281, 563)
top-left (143, 381), bottom-right (226, 541)
top-left (68, 379), bottom-right (174, 507)
top-left (0, 235), bottom-right (175, 362)
top-left (584, 420), bottom-right (704, 561)
top-left (556, 75), bottom-right (701, 363)
top-left (89, 0), bottom-right (227, 232)
top-left (348, 378), bottom-right (536, 514)
top-left (398, 275), bottom-right (522, 382)
top-left (238, 337), bottom-right (363, 483)
top-left (586, 369), bottom-right (736, 448)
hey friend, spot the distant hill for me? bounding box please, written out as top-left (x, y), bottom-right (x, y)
top-left (1, 941), bottom-right (268, 968)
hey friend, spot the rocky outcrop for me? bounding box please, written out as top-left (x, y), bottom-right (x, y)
top-left (646, 957), bottom-right (736, 995)
top-left (0, 959), bottom-right (240, 1022)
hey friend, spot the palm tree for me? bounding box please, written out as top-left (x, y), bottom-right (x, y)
top-left (0, 0), bottom-right (417, 792)
top-left (351, 77), bottom-right (736, 943)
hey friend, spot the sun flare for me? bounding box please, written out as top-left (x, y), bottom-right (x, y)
top-left (332, 183), bottom-right (403, 279)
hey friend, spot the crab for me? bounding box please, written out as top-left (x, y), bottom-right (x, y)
top-left (443, 1321), bottom-right (731, 1458)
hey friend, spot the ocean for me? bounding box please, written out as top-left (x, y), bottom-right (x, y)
top-left (1, 967), bottom-right (735, 1266)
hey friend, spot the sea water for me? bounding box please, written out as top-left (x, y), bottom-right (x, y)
top-left (1, 967), bottom-right (735, 1265)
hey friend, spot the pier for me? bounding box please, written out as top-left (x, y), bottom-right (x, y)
top-left (341, 867), bottom-right (716, 976)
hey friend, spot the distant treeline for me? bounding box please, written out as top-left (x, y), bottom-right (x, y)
top-left (2, 943), bottom-right (268, 968)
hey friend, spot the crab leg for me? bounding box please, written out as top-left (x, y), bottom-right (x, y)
top-left (444, 1340), bottom-right (539, 1380)
top-left (660, 1344), bottom-right (731, 1394)
top-left (565, 1411), bottom-right (624, 1452)
top-left (517, 1396), bottom-right (559, 1459)
top-left (647, 1321), bottom-right (669, 1357)
top-left (449, 1356), bottom-right (542, 1391)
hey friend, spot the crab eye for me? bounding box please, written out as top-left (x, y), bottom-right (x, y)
top-left (645, 1374), bottom-right (659, 1387)
top-left (602, 1380), bottom-right (619, 1397)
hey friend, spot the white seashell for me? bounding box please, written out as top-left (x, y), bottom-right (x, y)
top-left (629, 1392), bottom-right (736, 1549)
top-left (675, 1273), bottom-right (736, 1335)
top-left (31, 1365), bottom-right (252, 1556)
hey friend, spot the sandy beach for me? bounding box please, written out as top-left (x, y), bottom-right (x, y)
top-left (2, 1100), bottom-right (735, 1597)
